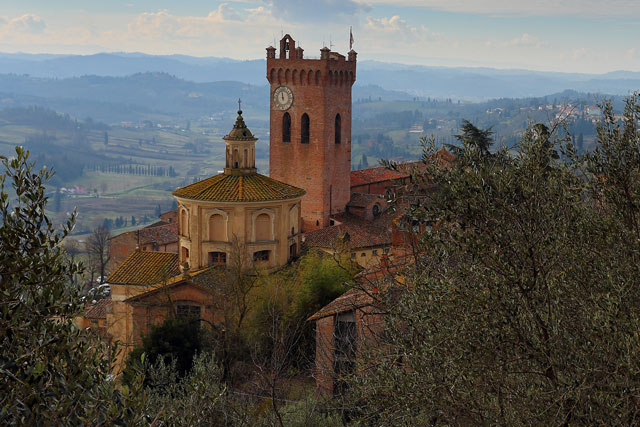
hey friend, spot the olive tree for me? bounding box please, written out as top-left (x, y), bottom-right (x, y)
top-left (0, 147), bottom-right (146, 425)
top-left (349, 96), bottom-right (640, 425)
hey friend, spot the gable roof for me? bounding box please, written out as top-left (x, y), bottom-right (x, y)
top-left (124, 279), bottom-right (212, 303)
top-left (303, 210), bottom-right (394, 250)
top-left (138, 222), bottom-right (178, 246)
top-left (84, 298), bottom-right (111, 319)
top-left (351, 167), bottom-right (409, 187)
top-left (106, 251), bottom-right (180, 286)
top-left (172, 173), bottom-right (305, 203)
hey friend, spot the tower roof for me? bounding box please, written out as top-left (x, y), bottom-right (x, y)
top-left (224, 109), bottom-right (255, 141)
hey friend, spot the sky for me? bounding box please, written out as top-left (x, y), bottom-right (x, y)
top-left (0, 0), bottom-right (639, 74)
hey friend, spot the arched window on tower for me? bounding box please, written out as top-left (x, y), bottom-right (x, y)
top-left (335, 113), bottom-right (341, 144)
top-left (301, 113), bottom-right (310, 144)
top-left (282, 112), bottom-right (291, 142)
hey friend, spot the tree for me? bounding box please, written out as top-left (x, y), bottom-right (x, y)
top-left (86, 226), bottom-right (110, 285)
top-left (448, 119), bottom-right (494, 157)
top-left (125, 318), bottom-right (202, 381)
top-left (349, 98), bottom-right (640, 424)
top-left (0, 146), bottom-right (146, 424)
top-left (53, 186), bottom-right (62, 212)
top-left (577, 132), bottom-right (584, 153)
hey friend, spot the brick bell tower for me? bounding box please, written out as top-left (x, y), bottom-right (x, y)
top-left (267, 34), bottom-right (356, 231)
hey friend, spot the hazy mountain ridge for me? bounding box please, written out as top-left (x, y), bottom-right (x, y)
top-left (0, 72), bottom-right (410, 123)
top-left (1, 52), bottom-right (639, 101)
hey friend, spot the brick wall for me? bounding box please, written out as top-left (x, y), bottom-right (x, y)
top-left (109, 231), bottom-right (138, 272)
top-left (314, 315), bottom-right (335, 395)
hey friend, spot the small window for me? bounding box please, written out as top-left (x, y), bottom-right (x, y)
top-left (372, 249), bottom-right (378, 256)
top-left (177, 304), bottom-right (201, 320)
top-left (334, 311), bottom-right (356, 394)
top-left (361, 252), bottom-right (366, 257)
top-left (283, 112), bottom-right (291, 142)
top-left (383, 248), bottom-right (390, 254)
top-left (372, 204), bottom-right (381, 217)
top-left (182, 246), bottom-right (189, 260)
top-left (351, 253), bottom-right (356, 259)
top-left (208, 251), bottom-right (226, 266)
top-left (253, 250), bottom-right (270, 262)
top-left (334, 113), bottom-right (341, 144)
top-left (301, 113), bottom-right (310, 144)
top-left (289, 243), bottom-right (297, 259)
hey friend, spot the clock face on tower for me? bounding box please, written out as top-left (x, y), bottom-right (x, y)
top-left (273, 86), bottom-right (293, 110)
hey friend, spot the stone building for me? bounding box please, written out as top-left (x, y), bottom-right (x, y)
top-left (173, 108), bottom-right (305, 271)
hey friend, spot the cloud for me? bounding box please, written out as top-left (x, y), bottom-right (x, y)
top-left (359, 0), bottom-right (640, 17)
top-left (364, 15), bottom-right (442, 43)
top-left (128, 4), bottom-right (244, 40)
top-left (6, 14), bottom-right (46, 34)
top-left (504, 33), bottom-right (545, 48)
top-left (269, 0), bottom-right (369, 22)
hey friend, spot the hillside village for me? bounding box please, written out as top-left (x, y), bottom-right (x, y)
top-left (5, 14), bottom-right (640, 424)
top-left (80, 35), bottom-right (445, 393)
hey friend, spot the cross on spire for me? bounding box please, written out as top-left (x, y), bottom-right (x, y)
top-left (237, 98), bottom-right (242, 111)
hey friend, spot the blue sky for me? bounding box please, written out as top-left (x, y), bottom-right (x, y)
top-left (1, 0), bottom-right (639, 73)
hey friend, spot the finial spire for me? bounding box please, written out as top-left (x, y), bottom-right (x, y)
top-left (237, 98), bottom-right (242, 113)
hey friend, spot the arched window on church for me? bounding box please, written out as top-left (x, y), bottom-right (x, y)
top-left (244, 149), bottom-right (248, 168)
top-left (335, 113), bottom-right (341, 144)
top-left (301, 113), bottom-right (310, 144)
top-left (208, 214), bottom-right (225, 241)
top-left (181, 209), bottom-right (189, 237)
top-left (282, 112), bottom-right (291, 142)
top-left (289, 205), bottom-right (299, 236)
top-left (255, 213), bottom-right (271, 241)
top-left (233, 149), bottom-right (239, 168)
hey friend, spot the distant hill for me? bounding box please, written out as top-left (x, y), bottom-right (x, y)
top-left (0, 72), bottom-right (408, 123)
top-left (1, 52), bottom-right (639, 101)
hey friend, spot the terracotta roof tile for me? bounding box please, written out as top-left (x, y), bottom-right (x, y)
top-left (303, 210), bottom-right (395, 250)
top-left (308, 286), bottom-right (375, 321)
top-left (347, 192), bottom-right (386, 208)
top-left (138, 222), bottom-right (178, 246)
top-left (172, 173), bottom-right (305, 202)
top-left (106, 251), bottom-right (180, 286)
top-left (350, 167), bottom-right (409, 187)
top-left (84, 298), bottom-right (111, 319)
top-left (350, 150), bottom-right (454, 189)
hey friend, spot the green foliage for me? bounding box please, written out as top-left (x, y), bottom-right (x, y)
top-left (0, 146), bottom-right (147, 425)
top-left (125, 317), bottom-right (202, 381)
top-left (349, 94), bottom-right (640, 425)
top-left (141, 353), bottom-right (233, 426)
top-left (293, 250), bottom-right (354, 320)
top-left (449, 118), bottom-right (494, 156)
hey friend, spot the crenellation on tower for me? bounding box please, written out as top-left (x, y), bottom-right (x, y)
top-left (267, 35), bottom-right (356, 231)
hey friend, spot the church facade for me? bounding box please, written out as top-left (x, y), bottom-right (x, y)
top-left (173, 108), bottom-right (305, 271)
